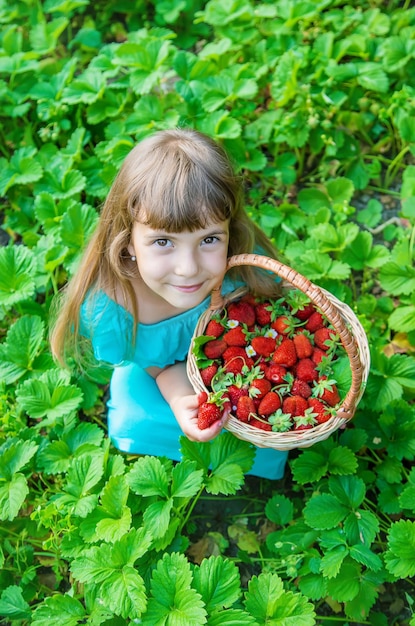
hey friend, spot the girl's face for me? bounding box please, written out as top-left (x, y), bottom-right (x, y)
top-left (128, 218), bottom-right (230, 311)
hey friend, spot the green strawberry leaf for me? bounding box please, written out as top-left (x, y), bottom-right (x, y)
top-left (0, 586), bottom-right (31, 621)
top-left (385, 520), bottom-right (415, 579)
top-left (31, 594), bottom-right (86, 626)
top-left (192, 555), bottom-right (241, 613)
top-left (0, 245), bottom-right (36, 309)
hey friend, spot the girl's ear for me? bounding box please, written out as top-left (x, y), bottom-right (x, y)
top-left (127, 242), bottom-right (135, 256)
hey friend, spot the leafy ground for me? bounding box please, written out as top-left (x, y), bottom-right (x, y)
top-left (1, 0), bottom-right (415, 624)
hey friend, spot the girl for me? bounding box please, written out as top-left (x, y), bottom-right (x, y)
top-left (50, 128), bottom-right (288, 480)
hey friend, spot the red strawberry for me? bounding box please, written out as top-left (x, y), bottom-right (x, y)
top-left (314, 327), bottom-right (337, 351)
top-left (227, 301), bottom-right (256, 326)
top-left (227, 384), bottom-right (249, 409)
top-left (272, 338), bottom-right (297, 367)
top-left (200, 364), bottom-right (218, 387)
top-left (255, 301), bottom-right (272, 326)
top-left (305, 311), bottom-right (325, 332)
top-left (265, 364), bottom-right (287, 384)
top-left (295, 302), bottom-right (316, 321)
top-left (271, 315), bottom-right (292, 335)
top-left (223, 326), bottom-right (247, 347)
top-left (291, 378), bottom-right (312, 398)
top-left (249, 378), bottom-right (272, 400)
top-left (311, 347), bottom-right (325, 365)
top-left (282, 395), bottom-right (308, 416)
top-left (296, 358), bottom-right (318, 383)
top-left (250, 417), bottom-right (272, 431)
top-left (258, 391), bottom-right (282, 416)
top-left (251, 335), bottom-right (276, 357)
top-left (308, 397), bottom-right (331, 423)
top-left (236, 395), bottom-right (256, 422)
top-left (204, 339), bottom-right (227, 359)
top-left (314, 377), bottom-right (341, 406)
top-left (293, 410), bottom-right (316, 430)
top-left (205, 319), bottom-right (225, 338)
top-left (223, 347), bottom-right (254, 374)
top-left (198, 399), bottom-right (223, 430)
top-left (293, 333), bottom-right (313, 359)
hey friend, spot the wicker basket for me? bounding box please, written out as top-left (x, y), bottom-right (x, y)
top-left (187, 253), bottom-right (370, 451)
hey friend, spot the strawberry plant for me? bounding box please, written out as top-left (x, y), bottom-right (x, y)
top-left (1, 0), bottom-right (415, 623)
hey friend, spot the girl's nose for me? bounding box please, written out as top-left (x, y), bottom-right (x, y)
top-left (174, 249), bottom-right (199, 277)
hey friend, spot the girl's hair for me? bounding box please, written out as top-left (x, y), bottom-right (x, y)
top-left (50, 128), bottom-right (280, 366)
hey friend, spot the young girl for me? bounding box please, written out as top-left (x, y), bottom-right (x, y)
top-left (50, 128), bottom-right (288, 480)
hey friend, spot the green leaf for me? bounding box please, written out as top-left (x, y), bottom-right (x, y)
top-left (127, 455), bottom-right (170, 498)
top-left (142, 552), bottom-right (207, 626)
top-left (389, 305), bottom-right (415, 333)
top-left (31, 594), bottom-right (86, 625)
top-left (0, 245), bottom-right (36, 308)
top-left (349, 544), bottom-right (382, 571)
top-left (304, 494), bottom-right (349, 530)
top-left (0, 438), bottom-right (38, 480)
top-left (291, 450), bottom-right (329, 484)
top-left (100, 565), bottom-right (147, 619)
top-left (328, 475), bottom-right (366, 508)
top-left (59, 203), bottom-right (99, 252)
top-left (357, 62), bottom-right (389, 92)
top-left (265, 494), bottom-right (294, 526)
top-left (0, 585), bottom-right (31, 620)
top-left (143, 498), bottom-right (173, 539)
top-left (326, 561), bottom-right (361, 602)
top-left (192, 556), bottom-right (241, 613)
top-left (325, 177), bottom-right (354, 204)
top-left (344, 571), bottom-right (381, 622)
top-left (207, 609), bottom-right (256, 625)
top-left (298, 188), bottom-right (331, 214)
top-left (171, 460), bottom-right (203, 498)
top-left (343, 509), bottom-right (379, 546)
top-left (327, 446), bottom-right (358, 476)
top-left (320, 545), bottom-right (348, 579)
top-left (379, 261), bottom-right (415, 296)
top-left (385, 520), bottom-right (415, 578)
top-left (16, 373), bottom-right (83, 420)
top-left (244, 572), bottom-right (316, 624)
top-left (0, 473), bottom-right (29, 521)
top-left (0, 315), bottom-right (44, 384)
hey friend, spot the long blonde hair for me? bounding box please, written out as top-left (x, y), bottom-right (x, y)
top-left (50, 128), bottom-right (279, 366)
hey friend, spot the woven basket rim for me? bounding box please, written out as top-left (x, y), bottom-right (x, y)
top-left (187, 253), bottom-right (370, 451)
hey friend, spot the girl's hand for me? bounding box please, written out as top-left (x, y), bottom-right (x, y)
top-left (170, 393), bottom-right (228, 442)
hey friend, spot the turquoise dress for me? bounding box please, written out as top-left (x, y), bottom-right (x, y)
top-left (80, 280), bottom-right (288, 480)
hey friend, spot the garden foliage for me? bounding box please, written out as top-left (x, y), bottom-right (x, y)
top-left (0, 0), bottom-right (415, 623)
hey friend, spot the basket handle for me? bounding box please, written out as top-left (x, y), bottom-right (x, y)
top-left (210, 253), bottom-right (366, 420)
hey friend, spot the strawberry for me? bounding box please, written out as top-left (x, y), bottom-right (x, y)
top-left (268, 409), bottom-right (293, 432)
top-left (296, 358), bottom-right (319, 383)
top-left (258, 391), bottom-right (282, 416)
top-left (197, 397), bottom-right (223, 430)
top-left (313, 377), bottom-right (341, 406)
top-left (291, 378), bottom-right (312, 398)
top-left (308, 397), bottom-right (331, 424)
top-left (205, 319), bottom-right (225, 338)
top-left (255, 301), bottom-right (272, 326)
top-left (249, 378), bottom-right (272, 400)
top-left (293, 332), bottom-right (313, 359)
top-left (250, 417), bottom-right (272, 431)
top-left (311, 347), bottom-right (326, 365)
top-left (282, 395), bottom-right (308, 416)
top-left (223, 347), bottom-right (254, 374)
top-left (295, 302), bottom-right (316, 321)
top-left (236, 395), bottom-right (256, 422)
top-left (265, 364), bottom-right (287, 384)
top-left (203, 338), bottom-right (227, 359)
top-left (227, 384), bottom-right (249, 409)
top-left (271, 315), bottom-right (292, 335)
top-left (314, 327), bottom-right (337, 351)
top-left (272, 338), bottom-right (297, 367)
top-left (223, 326), bottom-right (247, 347)
top-left (305, 311), bottom-right (325, 332)
top-left (251, 335), bottom-right (276, 357)
top-left (200, 364), bottom-right (218, 387)
top-left (227, 301), bottom-right (256, 326)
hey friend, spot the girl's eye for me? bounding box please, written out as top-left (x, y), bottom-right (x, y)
top-left (203, 236), bottom-right (219, 245)
top-left (154, 238), bottom-right (171, 247)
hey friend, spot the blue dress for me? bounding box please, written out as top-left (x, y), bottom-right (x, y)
top-left (80, 281), bottom-right (288, 480)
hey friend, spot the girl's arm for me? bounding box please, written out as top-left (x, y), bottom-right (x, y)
top-left (155, 363), bottom-right (226, 442)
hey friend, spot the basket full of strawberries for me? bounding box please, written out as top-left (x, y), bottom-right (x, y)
top-left (187, 254), bottom-right (370, 450)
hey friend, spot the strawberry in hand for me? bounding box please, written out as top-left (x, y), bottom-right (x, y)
top-left (197, 392), bottom-right (229, 430)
